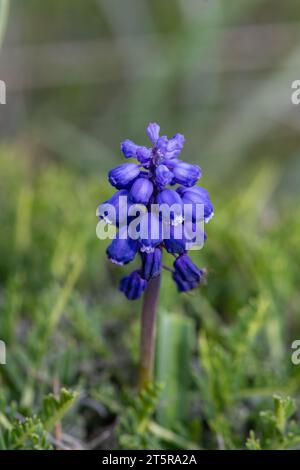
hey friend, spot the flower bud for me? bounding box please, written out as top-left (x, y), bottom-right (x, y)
top-left (146, 122), bottom-right (160, 143)
top-left (130, 177), bottom-right (153, 204)
top-left (120, 270), bottom-right (147, 300)
top-left (120, 139), bottom-right (139, 158)
top-left (141, 248), bottom-right (162, 280)
top-left (108, 163), bottom-right (140, 189)
top-left (106, 226), bottom-right (139, 265)
top-left (172, 254), bottom-right (205, 292)
top-left (155, 165), bottom-right (174, 188)
top-left (168, 161), bottom-right (201, 187)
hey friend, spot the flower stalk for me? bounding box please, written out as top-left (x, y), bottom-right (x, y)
top-left (97, 122), bottom-right (213, 390)
top-left (138, 274), bottom-right (161, 390)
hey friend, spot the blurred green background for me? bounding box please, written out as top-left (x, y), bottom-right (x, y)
top-left (0, 0), bottom-right (300, 450)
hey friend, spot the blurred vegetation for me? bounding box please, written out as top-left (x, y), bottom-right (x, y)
top-left (0, 147), bottom-right (300, 449)
top-left (0, 0), bottom-right (300, 450)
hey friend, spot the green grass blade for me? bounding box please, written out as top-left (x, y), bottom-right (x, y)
top-left (155, 310), bottom-right (195, 427)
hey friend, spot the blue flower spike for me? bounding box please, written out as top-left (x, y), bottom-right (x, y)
top-left (99, 122), bottom-right (213, 298)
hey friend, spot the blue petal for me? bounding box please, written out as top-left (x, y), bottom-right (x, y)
top-left (172, 271), bottom-right (200, 292)
top-left (156, 189), bottom-right (184, 225)
top-left (130, 177), bottom-right (153, 204)
top-left (155, 165), bottom-right (174, 188)
top-left (168, 161), bottom-right (201, 187)
top-left (106, 227), bottom-right (139, 265)
top-left (138, 212), bottom-right (163, 253)
top-left (136, 146), bottom-right (152, 165)
top-left (97, 189), bottom-right (132, 226)
top-left (120, 139), bottom-right (139, 158)
top-left (141, 248), bottom-right (162, 280)
top-left (120, 270), bottom-right (147, 300)
top-left (173, 254), bottom-right (204, 284)
top-left (156, 136), bottom-right (168, 154)
top-left (165, 133), bottom-right (185, 159)
top-left (178, 186), bottom-right (214, 222)
top-left (163, 223), bottom-right (186, 254)
top-left (108, 163), bottom-right (140, 189)
top-left (146, 122), bottom-right (160, 143)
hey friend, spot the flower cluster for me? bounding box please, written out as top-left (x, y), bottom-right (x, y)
top-left (97, 123), bottom-right (213, 299)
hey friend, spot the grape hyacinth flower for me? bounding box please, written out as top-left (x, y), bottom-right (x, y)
top-left (97, 122), bottom-right (213, 389)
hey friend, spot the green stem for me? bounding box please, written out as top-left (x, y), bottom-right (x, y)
top-left (0, 0), bottom-right (10, 50)
top-left (138, 275), bottom-right (161, 390)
